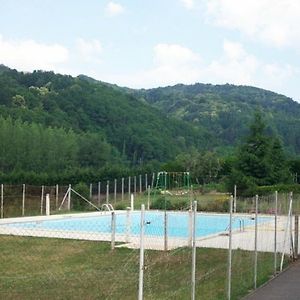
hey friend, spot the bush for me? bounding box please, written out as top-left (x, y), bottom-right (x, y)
top-left (72, 182), bottom-right (90, 210)
top-left (151, 197), bottom-right (172, 210)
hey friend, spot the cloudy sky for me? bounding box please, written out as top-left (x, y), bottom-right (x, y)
top-left (0, 0), bottom-right (299, 101)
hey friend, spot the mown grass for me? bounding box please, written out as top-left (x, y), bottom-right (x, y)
top-left (0, 235), bottom-right (281, 300)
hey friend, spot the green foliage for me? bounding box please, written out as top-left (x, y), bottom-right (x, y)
top-left (72, 182), bottom-right (90, 210)
top-left (150, 197), bottom-right (172, 210)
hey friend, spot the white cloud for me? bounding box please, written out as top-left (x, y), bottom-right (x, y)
top-left (76, 38), bottom-right (102, 63)
top-left (105, 1), bottom-right (125, 17)
top-left (180, 0), bottom-right (195, 10)
top-left (0, 35), bottom-right (69, 71)
top-left (204, 0), bottom-right (300, 48)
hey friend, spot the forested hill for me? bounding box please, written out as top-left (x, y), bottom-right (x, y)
top-left (0, 66), bottom-right (211, 180)
top-left (133, 84), bottom-right (300, 154)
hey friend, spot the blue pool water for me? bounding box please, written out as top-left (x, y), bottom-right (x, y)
top-left (3, 212), bottom-right (272, 238)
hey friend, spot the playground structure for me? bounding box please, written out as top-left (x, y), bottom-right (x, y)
top-left (155, 171), bottom-right (191, 195)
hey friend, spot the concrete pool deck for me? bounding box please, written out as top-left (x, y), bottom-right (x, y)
top-left (0, 211), bottom-right (293, 253)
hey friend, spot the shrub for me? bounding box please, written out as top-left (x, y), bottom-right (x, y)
top-left (72, 182), bottom-right (90, 210)
top-left (151, 197), bottom-right (172, 210)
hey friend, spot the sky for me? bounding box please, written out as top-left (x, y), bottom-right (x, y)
top-left (0, 0), bottom-right (300, 102)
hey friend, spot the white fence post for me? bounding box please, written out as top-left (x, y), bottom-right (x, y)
top-left (227, 195), bottom-right (233, 300)
top-left (191, 200), bottom-right (197, 300)
top-left (22, 184), bottom-right (25, 216)
top-left (128, 176), bottom-right (131, 201)
top-left (89, 183), bottom-right (92, 200)
top-left (139, 174), bottom-right (142, 193)
top-left (40, 185), bottom-right (44, 215)
top-left (134, 176), bottom-right (137, 196)
top-left (145, 174), bottom-right (148, 191)
top-left (233, 185), bottom-right (237, 213)
top-left (188, 209), bottom-right (193, 247)
top-left (138, 204), bottom-right (145, 300)
top-left (46, 194), bottom-right (50, 216)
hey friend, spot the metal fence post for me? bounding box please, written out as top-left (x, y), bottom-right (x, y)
top-left (106, 181), bottom-right (109, 204)
top-left (138, 204), bottom-right (145, 300)
top-left (164, 210), bottom-right (168, 251)
top-left (145, 174), bottom-right (148, 191)
top-left (89, 183), bottom-right (92, 200)
top-left (98, 181), bottom-right (101, 206)
top-left (233, 185), bottom-right (237, 213)
top-left (126, 207), bottom-right (131, 243)
top-left (128, 176), bottom-right (131, 201)
top-left (254, 195), bottom-right (258, 290)
top-left (134, 176), bottom-right (137, 196)
top-left (22, 183), bottom-right (25, 216)
top-left (46, 194), bottom-right (50, 216)
top-left (56, 184), bottom-right (59, 209)
top-left (41, 185), bottom-right (44, 215)
top-left (111, 212), bottom-right (116, 250)
top-left (1, 184), bottom-right (3, 219)
top-left (147, 185), bottom-right (151, 210)
top-left (139, 174), bottom-right (142, 193)
top-left (274, 191), bottom-right (278, 274)
top-left (295, 215), bottom-right (299, 260)
top-left (121, 178), bottom-right (124, 201)
top-left (191, 200), bottom-right (197, 300)
top-left (114, 179), bottom-right (117, 204)
top-left (227, 195), bottom-right (233, 300)
top-left (131, 193), bottom-right (134, 211)
top-left (68, 184), bottom-right (71, 210)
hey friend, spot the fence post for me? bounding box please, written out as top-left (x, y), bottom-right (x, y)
top-left (111, 212), bottom-right (116, 250)
top-left (56, 184), bottom-right (59, 209)
top-left (295, 215), bottom-right (299, 260)
top-left (233, 185), bottom-right (237, 213)
top-left (188, 209), bottom-right (193, 247)
top-left (68, 184), bottom-right (71, 210)
top-left (128, 176), bottom-right (131, 201)
top-left (89, 183), bottom-right (92, 200)
top-left (121, 178), bottom-right (124, 201)
top-left (46, 194), bottom-right (50, 216)
top-left (139, 174), bottom-right (142, 193)
top-left (131, 193), bottom-right (134, 211)
top-left (40, 185), bottom-right (44, 215)
top-left (126, 207), bottom-right (131, 243)
top-left (106, 181), bottom-right (109, 204)
top-left (22, 184), bottom-right (25, 216)
top-left (151, 172), bottom-right (155, 189)
top-left (138, 204), bottom-right (145, 300)
top-left (164, 210), bottom-right (168, 251)
top-left (98, 182), bottom-right (101, 206)
top-left (227, 195), bottom-right (233, 300)
top-left (191, 200), bottom-right (197, 300)
top-left (114, 179), bottom-right (117, 204)
top-left (1, 184), bottom-right (3, 219)
top-left (254, 195), bottom-right (258, 290)
top-left (147, 185), bottom-right (151, 210)
top-left (134, 176), bottom-right (137, 196)
top-left (274, 191), bottom-right (278, 274)
top-left (145, 174), bottom-right (148, 191)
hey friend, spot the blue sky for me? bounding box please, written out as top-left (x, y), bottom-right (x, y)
top-left (0, 0), bottom-right (299, 102)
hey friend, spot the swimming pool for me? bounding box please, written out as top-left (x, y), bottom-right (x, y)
top-left (1, 211), bottom-right (271, 239)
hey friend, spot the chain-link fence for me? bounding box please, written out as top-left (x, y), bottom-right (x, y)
top-left (0, 183), bottom-right (299, 299)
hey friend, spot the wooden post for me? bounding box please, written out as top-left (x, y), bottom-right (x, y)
top-left (41, 185), bottom-right (44, 215)
top-left (22, 184), bottom-right (25, 216)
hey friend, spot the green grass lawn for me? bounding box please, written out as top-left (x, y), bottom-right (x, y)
top-left (0, 235), bottom-right (279, 300)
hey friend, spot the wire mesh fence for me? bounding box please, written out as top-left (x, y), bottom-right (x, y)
top-left (0, 182), bottom-right (299, 299)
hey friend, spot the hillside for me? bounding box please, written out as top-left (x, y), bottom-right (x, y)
top-left (133, 84), bottom-right (300, 155)
top-left (0, 67), bottom-right (211, 180)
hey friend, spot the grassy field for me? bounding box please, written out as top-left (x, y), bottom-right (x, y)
top-left (0, 235), bottom-right (279, 300)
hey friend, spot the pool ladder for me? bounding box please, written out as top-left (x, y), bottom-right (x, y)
top-left (101, 203), bottom-right (114, 212)
top-left (225, 217), bottom-right (245, 232)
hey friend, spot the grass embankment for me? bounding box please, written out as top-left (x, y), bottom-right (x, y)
top-left (0, 236), bottom-right (277, 299)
